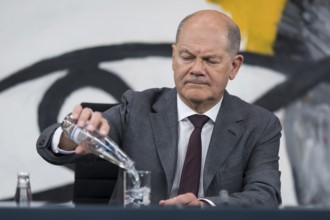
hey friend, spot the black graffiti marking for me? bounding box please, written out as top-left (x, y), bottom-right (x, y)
top-left (0, 43), bottom-right (172, 131)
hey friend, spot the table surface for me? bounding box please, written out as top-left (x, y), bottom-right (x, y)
top-left (1, 202), bottom-right (330, 220)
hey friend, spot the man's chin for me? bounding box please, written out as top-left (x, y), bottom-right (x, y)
top-left (184, 89), bottom-right (208, 99)
top-left (186, 95), bottom-right (209, 105)
top-left (179, 88), bottom-right (213, 102)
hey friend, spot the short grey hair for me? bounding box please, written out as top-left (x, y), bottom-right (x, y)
top-left (227, 22), bottom-right (241, 56)
top-left (175, 13), bottom-right (241, 56)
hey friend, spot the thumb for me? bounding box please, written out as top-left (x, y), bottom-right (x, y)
top-left (75, 145), bottom-right (89, 155)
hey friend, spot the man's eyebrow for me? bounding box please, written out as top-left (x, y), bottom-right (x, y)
top-left (179, 48), bottom-right (192, 53)
top-left (179, 48), bottom-right (220, 59)
top-left (203, 55), bottom-right (218, 59)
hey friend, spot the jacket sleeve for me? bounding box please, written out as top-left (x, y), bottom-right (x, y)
top-left (36, 123), bottom-right (95, 165)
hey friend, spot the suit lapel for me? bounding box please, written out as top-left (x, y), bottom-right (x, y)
top-left (149, 89), bottom-right (178, 195)
top-left (203, 92), bottom-right (244, 191)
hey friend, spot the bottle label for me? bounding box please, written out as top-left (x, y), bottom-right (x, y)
top-left (70, 126), bottom-right (85, 144)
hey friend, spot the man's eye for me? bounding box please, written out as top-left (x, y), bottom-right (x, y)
top-left (206, 59), bottom-right (219, 64)
top-left (181, 56), bottom-right (193, 60)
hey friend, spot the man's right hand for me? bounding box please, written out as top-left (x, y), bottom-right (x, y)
top-left (58, 104), bottom-right (110, 154)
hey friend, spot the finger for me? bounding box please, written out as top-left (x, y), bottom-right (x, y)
top-left (159, 193), bottom-right (198, 206)
top-left (98, 117), bottom-right (110, 136)
top-left (86, 111), bottom-right (102, 132)
top-left (86, 112), bottom-right (109, 136)
top-left (72, 105), bottom-right (83, 120)
top-left (158, 196), bottom-right (184, 206)
top-left (77, 108), bottom-right (93, 127)
top-left (159, 199), bottom-right (178, 206)
top-left (159, 199), bottom-right (173, 206)
top-left (75, 145), bottom-right (89, 155)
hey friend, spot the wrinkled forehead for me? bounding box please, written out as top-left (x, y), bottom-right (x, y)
top-left (178, 21), bottom-right (229, 49)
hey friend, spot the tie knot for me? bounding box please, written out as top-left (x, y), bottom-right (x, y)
top-left (188, 114), bottom-right (209, 129)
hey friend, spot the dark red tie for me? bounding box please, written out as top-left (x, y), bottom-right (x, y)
top-left (178, 114), bottom-right (209, 196)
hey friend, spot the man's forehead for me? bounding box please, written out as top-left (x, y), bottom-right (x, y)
top-left (178, 23), bottom-right (228, 45)
top-left (176, 44), bottom-right (223, 56)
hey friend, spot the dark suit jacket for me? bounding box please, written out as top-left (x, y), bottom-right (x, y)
top-left (37, 88), bottom-right (282, 207)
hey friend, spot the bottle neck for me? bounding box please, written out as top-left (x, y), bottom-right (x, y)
top-left (17, 176), bottom-right (30, 188)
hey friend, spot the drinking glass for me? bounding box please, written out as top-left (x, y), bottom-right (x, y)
top-left (124, 170), bottom-right (151, 208)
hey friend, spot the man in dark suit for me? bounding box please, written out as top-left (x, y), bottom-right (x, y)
top-left (37, 10), bottom-right (282, 207)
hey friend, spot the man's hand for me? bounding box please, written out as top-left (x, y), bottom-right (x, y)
top-left (59, 104), bottom-right (110, 154)
top-left (159, 193), bottom-right (206, 206)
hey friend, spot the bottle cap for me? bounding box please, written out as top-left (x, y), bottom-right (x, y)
top-left (17, 172), bottom-right (30, 177)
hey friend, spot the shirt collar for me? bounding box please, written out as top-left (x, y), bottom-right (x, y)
top-left (177, 94), bottom-right (222, 123)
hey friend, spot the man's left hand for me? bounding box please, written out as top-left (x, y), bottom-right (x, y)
top-left (159, 193), bottom-right (206, 206)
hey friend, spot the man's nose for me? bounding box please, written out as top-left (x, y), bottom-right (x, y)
top-left (190, 59), bottom-right (205, 76)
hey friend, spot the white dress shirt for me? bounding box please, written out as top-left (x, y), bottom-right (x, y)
top-left (170, 95), bottom-right (221, 199)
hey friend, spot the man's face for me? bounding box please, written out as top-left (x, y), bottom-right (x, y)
top-left (172, 18), bottom-right (242, 111)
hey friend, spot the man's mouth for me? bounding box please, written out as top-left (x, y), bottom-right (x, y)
top-left (185, 80), bottom-right (208, 86)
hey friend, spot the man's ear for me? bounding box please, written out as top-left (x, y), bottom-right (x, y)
top-left (172, 44), bottom-right (176, 70)
top-left (229, 54), bottom-right (244, 80)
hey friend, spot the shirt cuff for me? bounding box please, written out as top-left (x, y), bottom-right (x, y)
top-left (198, 198), bottom-right (216, 207)
top-left (51, 127), bottom-right (75, 154)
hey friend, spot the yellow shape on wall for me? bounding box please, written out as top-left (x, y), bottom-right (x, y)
top-left (207, 0), bottom-right (287, 55)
